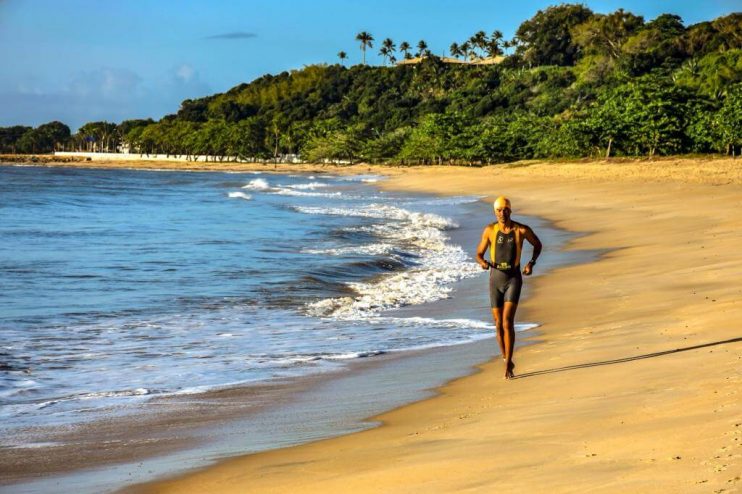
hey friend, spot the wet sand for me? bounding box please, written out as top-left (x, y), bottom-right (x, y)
top-left (2, 342), bottom-right (505, 493)
top-left (120, 157), bottom-right (741, 493)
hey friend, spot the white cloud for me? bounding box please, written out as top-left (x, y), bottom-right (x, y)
top-left (68, 67), bottom-right (143, 99)
top-left (0, 65), bottom-right (212, 130)
top-left (164, 64), bottom-right (211, 101)
top-left (174, 64), bottom-right (196, 83)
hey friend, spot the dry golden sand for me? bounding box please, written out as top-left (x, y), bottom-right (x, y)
top-left (39, 157), bottom-right (740, 493)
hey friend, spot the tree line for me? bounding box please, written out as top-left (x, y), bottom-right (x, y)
top-left (345, 29), bottom-right (507, 67)
top-left (2, 5), bottom-right (740, 162)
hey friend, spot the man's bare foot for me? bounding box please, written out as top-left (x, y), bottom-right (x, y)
top-left (504, 361), bottom-right (515, 380)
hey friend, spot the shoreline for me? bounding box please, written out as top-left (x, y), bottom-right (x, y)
top-left (126, 158), bottom-right (740, 493)
top-left (1, 340), bottom-right (501, 493)
top-left (3, 153), bottom-right (741, 185)
top-left (4, 158), bottom-right (741, 492)
top-left (0, 167), bottom-right (580, 493)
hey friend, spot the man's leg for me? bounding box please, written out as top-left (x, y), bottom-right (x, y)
top-left (491, 307), bottom-right (505, 359)
top-left (503, 302), bottom-right (518, 379)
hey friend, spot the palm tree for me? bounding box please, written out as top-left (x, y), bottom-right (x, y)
top-left (355, 31), bottom-right (374, 65)
top-left (449, 42), bottom-right (461, 59)
top-left (416, 39), bottom-right (428, 57)
top-left (470, 31), bottom-right (488, 59)
top-left (399, 41), bottom-right (412, 59)
top-left (337, 50), bottom-right (348, 65)
top-left (485, 30), bottom-right (504, 57)
top-left (460, 41), bottom-right (472, 61)
top-left (379, 45), bottom-right (391, 65)
top-left (382, 38), bottom-right (396, 54)
top-left (502, 39), bottom-right (513, 56)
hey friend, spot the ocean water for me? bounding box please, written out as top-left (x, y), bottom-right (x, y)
top-left (0, 165), bottom-right (522, 442)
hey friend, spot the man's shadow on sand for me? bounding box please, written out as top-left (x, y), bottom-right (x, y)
top-left (512, 336), bottom-right (742, 379)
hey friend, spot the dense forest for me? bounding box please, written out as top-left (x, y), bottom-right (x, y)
top-left (2, 5), bottom-right (741, 163)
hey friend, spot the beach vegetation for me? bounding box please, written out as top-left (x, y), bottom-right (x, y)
top-left (416, 40), bottom-right (429, 58)
top-left (514, 3), bottom-right (594, 67)
top-left (399, 41), bottom-right (412, 60)
top-left (715, 83), bottom-right (742, 156)
top-left (0, 126), bottom-right (33, 154)
top-left (3, 7), bottom-right (740, 163)
top-left (356, 31), bottom-right (374, 65)
top-left (1, 122), bottom-right (69, 154)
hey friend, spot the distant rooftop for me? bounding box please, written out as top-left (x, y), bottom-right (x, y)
top-left (396, 55), bottom-right (505, 66)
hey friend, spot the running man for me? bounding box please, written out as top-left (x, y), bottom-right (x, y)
top-left (476, 196), bottom-right (542, 379)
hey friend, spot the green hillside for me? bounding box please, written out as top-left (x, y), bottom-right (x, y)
top-left (3, 5), bottom-right (741, 162)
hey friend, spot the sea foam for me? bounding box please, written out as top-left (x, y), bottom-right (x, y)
top-left (228, 191), bottom-right (252, 200)
top-left (241, 178), bottom-right (271, 190)
top-left (287, 182), bottom-right (328, 190)
top-left (299, 204), bottom-right (481, 320)
top-left (241, 179), bottom-right (341, 198)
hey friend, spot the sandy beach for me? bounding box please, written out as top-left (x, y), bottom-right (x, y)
top-left (7, 156), bottom-right (742, 492)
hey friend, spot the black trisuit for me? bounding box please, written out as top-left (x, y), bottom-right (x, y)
top-left (488, 222), bottom-right (523, 308)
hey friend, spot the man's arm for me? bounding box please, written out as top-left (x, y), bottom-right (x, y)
top-left (475, 226), bottom-right (492, 270)
top-left (522, 225), bottom-right (542, 276)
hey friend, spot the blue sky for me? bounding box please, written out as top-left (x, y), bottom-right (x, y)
top-left (0, 0), bottom-right (738, 130)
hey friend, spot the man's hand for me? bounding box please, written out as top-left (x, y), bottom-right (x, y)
top-left (522, 262), bottom-right (534, 276)
top-left (479, 260), bottom-right (490, 270)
